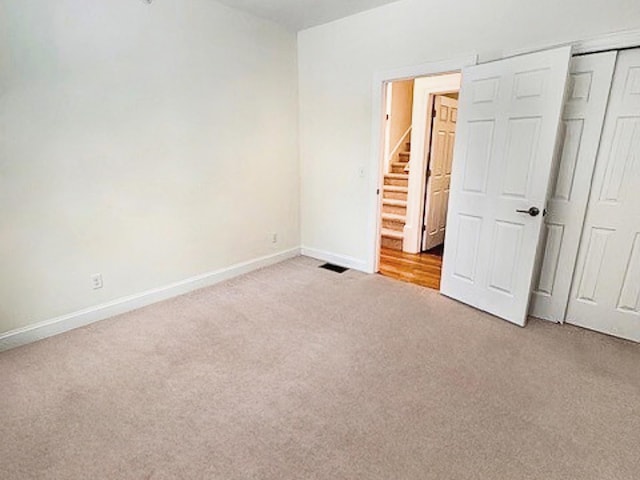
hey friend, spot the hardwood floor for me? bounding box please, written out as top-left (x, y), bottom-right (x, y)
top-left (378, 246), bottom-right (443, 290)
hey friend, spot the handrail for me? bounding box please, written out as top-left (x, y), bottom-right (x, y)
top-left (386, 126), bottom-right (412, 171)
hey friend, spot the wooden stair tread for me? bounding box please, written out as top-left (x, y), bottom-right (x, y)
top-left (383, 185), bottom-right (408, 192)
top-left (382, 212), bottom-right (405, 222)
top-left (381, 228), bottom-right (403, 239)
top-left (383, 198), bottom-right (407, 207)
top-left (385, 173), bottom-right (409, 179)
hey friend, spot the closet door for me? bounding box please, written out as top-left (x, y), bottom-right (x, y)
top-left (567, 49), bottom-right (640, 342)
top-left (530, 52), bottom-right (616, 323)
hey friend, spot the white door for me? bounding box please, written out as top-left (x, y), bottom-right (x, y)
top-left (530, 52), bottom-right (617, 322)
top-left (566, 49), bottom-right (640, 343)
top-left (423, 95), bottom-right (458, 251)
top-left (441, 47), bottom-right (572, 326)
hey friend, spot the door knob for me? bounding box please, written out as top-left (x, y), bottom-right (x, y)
top-left (516, 207), bottom-right (541, 217)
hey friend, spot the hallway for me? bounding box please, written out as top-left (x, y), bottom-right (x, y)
top-left (378, 246), bottom-right (443, 290)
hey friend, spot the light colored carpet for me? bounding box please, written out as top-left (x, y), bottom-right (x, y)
top-left (1, 256), bottom-right (639, 479)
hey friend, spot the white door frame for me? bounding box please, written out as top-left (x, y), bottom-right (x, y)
top-left (383, 83), bottom-right (393, 172)
top-left (368, 55), bottom-right (478, 274)
top-left (404, 74), bottom-right (462, 254)
top-left (421, 94), bottom-right (459, 252)
top-left (506, 28), bottom-right (640, 58)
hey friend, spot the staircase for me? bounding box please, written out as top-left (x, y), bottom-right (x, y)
top-left (381, 143), bottom-right (410, 251)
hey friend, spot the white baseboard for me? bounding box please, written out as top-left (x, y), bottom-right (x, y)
top-left (0, 248), bottom-right (300, 352)
top-left (301, 246), bottom-right (369, 272)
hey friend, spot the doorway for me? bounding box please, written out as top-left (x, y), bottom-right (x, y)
top-left (375, 47), bottom-right (572, 328)
top-left (378, 74), bottom-right (461, 290)
top-left (371, 41), bottom-right (640, 340)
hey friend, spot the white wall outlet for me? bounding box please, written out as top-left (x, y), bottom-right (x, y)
top-left (271, 233), bottom-right (278, 244)
top-left (91, 274), bottom-right (103, 290)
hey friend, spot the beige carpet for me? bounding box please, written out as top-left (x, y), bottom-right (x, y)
top-left (1, 256), bottom-right (639, 479)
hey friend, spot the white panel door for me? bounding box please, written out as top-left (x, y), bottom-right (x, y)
top-left (441, 47), bottom-right (572, 326)
top-left (567, 49), bottom-right (640, 342)
top-left (423, 95), bottom-right (458, 251)
top-left (530, 52), bottom-right (617, 323)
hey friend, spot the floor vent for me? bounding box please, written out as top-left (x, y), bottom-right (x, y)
top-left (319, 263), bottom-right (349, 274)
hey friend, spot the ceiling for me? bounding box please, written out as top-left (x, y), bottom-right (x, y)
top-left (216, 0), bottom-right (402, 31)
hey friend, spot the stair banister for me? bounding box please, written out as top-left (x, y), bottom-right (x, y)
top-left (385, 126), bottom-right (412, 173)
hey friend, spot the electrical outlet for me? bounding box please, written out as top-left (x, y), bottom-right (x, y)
top-left (271, 233), bottom-right (278, 244)
top-left (91, 274), bottom-right (103, 290)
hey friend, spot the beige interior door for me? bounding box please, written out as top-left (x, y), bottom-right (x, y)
top-left (422, 95), bottom-right (458, 251)
top-left (440, 46), bottom-right (572, 326)
top-left (566, 48), bottom-right (640, 342)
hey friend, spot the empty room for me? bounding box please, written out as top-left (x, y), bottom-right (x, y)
top-left (2, 1), bottom-right (640, 479)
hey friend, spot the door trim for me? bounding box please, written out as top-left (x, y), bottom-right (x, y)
top-left (368, 55), bottom-right (478, 274)
top-left (505, 28), bottom-right (640, 59)
top-left (421, 93), bottom-right (459, 253)
top-left (405, 75), bottom-right (462, 254)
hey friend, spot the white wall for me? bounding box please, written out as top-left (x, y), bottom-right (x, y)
top-left (298, 0), bottom-right (640, 270)
top-left (0, 0), bottom-right (299, 335)
top-left (387, 79), bottom-right (414, 165)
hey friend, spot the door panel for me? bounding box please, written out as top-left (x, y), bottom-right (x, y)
top-left (452, 214), bottom-right (482, 281)
top-left (423, 95), bottom-right (458, 251)
top-left (567, 49), bottom-right (640, 342)
top-left (502, 117), bottom-right (541, 197)
top-left (576, 227), bottom-right (613, 301)
top-left (530, 52), bottom-right (617, 322)
top-left (461, 121), bottom-right (494, 193)
top-left (618, 234), bottom-right (640, 312)
top-left (488, 221), bottom-right (523, 294)
top-left (441, 47), bottom-right (572, 326)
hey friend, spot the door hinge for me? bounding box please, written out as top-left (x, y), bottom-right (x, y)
top-left (376, 188), bottom-right (380, 195)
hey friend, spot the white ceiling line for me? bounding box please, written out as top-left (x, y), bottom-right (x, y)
top-left (214, 0), bottom-right (402, 31)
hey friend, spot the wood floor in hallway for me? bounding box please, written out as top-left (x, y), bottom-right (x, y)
top-left (378, 245), bottom-right (443, 290)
